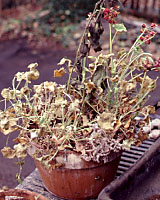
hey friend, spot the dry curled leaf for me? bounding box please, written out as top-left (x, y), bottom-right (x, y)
top-left (82, 115), bottom-right (89, 127)
top-left (58, 58), bottom-right (72, 66)
top-left (26, 69), bottom-right (40, 81)
top-left (98, 112), bottom-right (115, 131)
top-left (0, 114), bottom-right (18, 135)
top-left (1, 147), bottom-right (16, 159)
top-left (120, 80), bottom-right (136, 93)
top-left (84, 81), bottom-right (95, 94)
top-left (113, 120), bottom-right (122, 133)
top-left (124, 118), bottom-right (131, 129)
top-left (122, 138), bottom-right (135, 150)
top-left (142, 105), bottom-right (155, 115)
top-left (14, 143), bottom-right (28, 160)
top-left (1, 88), bottom-right (14, 100)
top-left (68, 99), bottom-right (80, 112)
top-left (27, 63), bottom-right (38, 70)
top-left (54, 67), bottom-right (66, 78)
top-left (13, 137), bottom-right (28, 144)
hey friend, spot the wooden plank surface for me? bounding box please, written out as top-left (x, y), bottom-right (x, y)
top-left (16, 169), bottom-right (61, 200)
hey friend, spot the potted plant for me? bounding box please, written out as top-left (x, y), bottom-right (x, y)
top-left (0, 0), bottom-right (159, 199)
top-left (0, 189), bottom-right (48, 200)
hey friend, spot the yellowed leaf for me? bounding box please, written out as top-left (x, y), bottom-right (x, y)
top-left (84, 81), bottom-right (95, 94)
top-left (82, 115), bottom-right (89, 127)
top-left (142, 105), bottom-right (155, 115)
top-left (68, 99), bottom-right (80, 112)
top-left (14, 144), bottom-right (28, 160)
top-left (98, 112), bottom-right (115, 131)
top-left (1, 88), bottom-right (14, 100)
top-left (113, 120), bottom-right (122, 132)
top-left (58, 58), bottom-right (72, 66)
top-left (0, 124), bottom-right (18, 135)
top-left (120, 80), bottom-right (136, 93)
top-left (124, 118), bottom-right (131, 129)
top-left (122, 138), bottom-right (135, 150)
top-left (26, 69), bottom-right (40, 81)
top-left (1, 147), bottom-right (16, 159)
top-left (27, 63), bottom-right (38, 70)
top-left (13, 137), bottom-right (28, 144)
top-left (44, 81), bottom-right (57, 92)
top-left (54, 67), bottom-right (66, 78)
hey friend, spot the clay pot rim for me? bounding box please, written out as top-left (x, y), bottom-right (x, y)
top-left (0, 189), bottom-right (48, 200)
top-left (148, 194), bottom-right (160, 200)
top-left (34, 150), bottom-right (122, 170)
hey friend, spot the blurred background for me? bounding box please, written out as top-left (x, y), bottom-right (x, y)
top-left (0, 0), bottom-right (160, 189)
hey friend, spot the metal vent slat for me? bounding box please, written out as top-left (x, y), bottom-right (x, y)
top-left (138, 144), bottom-right (151, 149)
top-left (117, 165), bottom-right (129, 171)
top-left (130, 146), bottom-right (148, 152)
top-left (125, 150), bottom-right (144, 156)
top-left (120, 156), bottom-right (137, 163)
top-left (116, 170), bottom-right (125, 174)
top-left (143, 140), bottom-right (155, 145)
top-left (119, 161), bottom-right (133, 167)
top-left (122, 152), bottom-right (141, 159)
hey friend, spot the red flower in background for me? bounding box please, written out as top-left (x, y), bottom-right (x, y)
top-left (104, 6), bottom-right (120, 24)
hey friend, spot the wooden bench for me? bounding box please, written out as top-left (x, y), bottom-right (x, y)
top-left (122, 0), bottom-right (160, 21)
top-left (106, 0), bottom-right (160, 21)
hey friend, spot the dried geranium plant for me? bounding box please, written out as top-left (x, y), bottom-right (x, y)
top-left (0, 0), bottom-right (159, 179)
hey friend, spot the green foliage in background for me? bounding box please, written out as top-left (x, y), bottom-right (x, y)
top-left (37, 0), bottom-right (97, 39)
top-left (41, 0), bottom-right (97, 23)
top-left (0, 0), bottom-right (98, 45)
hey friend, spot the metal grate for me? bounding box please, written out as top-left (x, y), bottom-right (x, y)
top-left (116, 138), bottom-right (155, 177)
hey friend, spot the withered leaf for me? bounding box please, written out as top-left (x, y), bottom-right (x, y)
top-left (44, 81), bottom-right (57, 92)
top-left (120, 80), bottom-right (136, 93)
top-left (92, 65), bottom-right (106, 87)
top-left (122, 138), bottom-right (135, 150)
top-left (84, 81), bottom-right (95, 94)
top-left (138, 130), bottom-right (148, 142)
top-left (13, 137), bottom-right (28, 144)
top-left (68, 99), bottom-right (80, 112)
top-left (26, 69), bottom-right (40, 81)
top-left (141, 76), bottom-right (156, 93)
top-left (113, 120), bottom-right (122, 133)
top-left (1, 147), bottom-right (16, 159)
top-left (1, 88), bottom-right (14, 100)
top-left (54, 67), bottom-right (66, 78)
top-left (98, 112), bottom-right (115, 131)
top-left (14, 144), bottom-right (28, 159)
top-left (27, 63), bottom-right (38, 70)
top-left (124, 118), bottom-right (131, 129)
top-left (58, 58), bottom-right (72, 67)
top-left (0, 122), bottom-right (18, 135)
top-left (82, 115), bottom-right (89, 127)
top-left (142, 105), bottom-right (155, 115)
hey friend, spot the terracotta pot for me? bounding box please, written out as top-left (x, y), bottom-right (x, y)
top-left (148, 194), bottom-right (160, 200)
top-left (35, 151), bottom-right (121, 200)
top-left (0, 189), bottom-right (48, 200)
